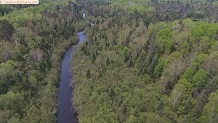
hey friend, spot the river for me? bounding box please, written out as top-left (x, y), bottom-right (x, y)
top-left (57, 31), bottom-right (86, 123)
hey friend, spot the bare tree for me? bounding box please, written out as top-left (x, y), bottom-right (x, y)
top-left (30, 48), bottom-right (44, 62)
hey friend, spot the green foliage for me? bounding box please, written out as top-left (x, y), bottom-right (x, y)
top-left (191, 24), bottom-right (205, 38)
top-left (156, 28), bottom-right (173, 52)
top-left (86, 69), bottom-right (91, 78)
top-left (199, 90), bottom-right (218, 123)
top-left (154, 57), bottom-right (165, 77)
top-left (0, 92), bottom-right (24, 110)
top-left (192, 69), bottom-right (207, 87)
top-left (182, 65), bottom-right (196, 82)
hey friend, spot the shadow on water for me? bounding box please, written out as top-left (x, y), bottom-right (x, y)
top-left (57, 31), bottom-right (86, 123)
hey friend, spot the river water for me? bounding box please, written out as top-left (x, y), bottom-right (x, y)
top-left (57, 31), bottom-right (85, 123)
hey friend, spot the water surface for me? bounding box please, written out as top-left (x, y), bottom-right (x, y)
top-left (57, 31), bottom-right (85, 123)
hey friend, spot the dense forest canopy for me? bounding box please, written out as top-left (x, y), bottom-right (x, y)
top-left (0, 0), bottom-right (84, 122)
top-left (0, 0), bottom-right (217, 123)
top-left (72, 0), bottom-right (218, 123)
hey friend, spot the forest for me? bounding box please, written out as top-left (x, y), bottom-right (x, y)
top-left (72, 0), bottom-right (218, 123)
top-left (0, 0), bottom-right (86, 122)
top-left (0, 0), bottom-right (217, 123)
